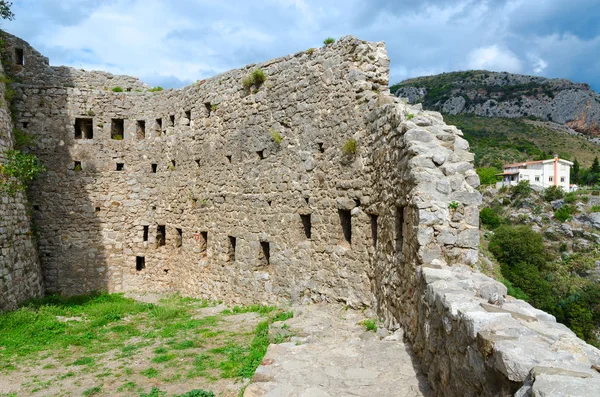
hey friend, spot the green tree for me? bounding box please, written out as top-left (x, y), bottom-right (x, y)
top-left (591, 157), bottom-right (600, 174)
top-left (571, 158), bottom-right (580, 184)
top-left (0, 1), bottom-right (13, 20)
top-left (476, 167), bottom-right (500, 185)
top-left (488, 225), bottom-right (546, 269)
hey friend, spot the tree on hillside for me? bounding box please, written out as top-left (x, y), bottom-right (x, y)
top-left (476, 167), bottom-right (500, 185)
top-left (571, 158), bottom-right (580, 184)
top-left (0, 1), bottom-right (13, 21)
top-left (591, 157), bottom-right (600, 174)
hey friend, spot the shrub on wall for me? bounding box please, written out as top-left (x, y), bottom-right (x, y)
top-left (0, 149), bottom-right (46, 195)
top-left (242, 69), bottom-right (266, 91)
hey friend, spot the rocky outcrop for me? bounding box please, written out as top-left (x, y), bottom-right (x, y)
top-left (394, 70), bottom-right (600, 136)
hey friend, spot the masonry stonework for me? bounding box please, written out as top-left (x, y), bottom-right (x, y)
top-left (0, 42), bottom-right (43, 310)
top-left (2, 31), bottom-right (600, 396)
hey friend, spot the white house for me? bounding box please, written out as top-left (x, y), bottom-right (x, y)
top-left (496, 156), bottom-right (573, 190)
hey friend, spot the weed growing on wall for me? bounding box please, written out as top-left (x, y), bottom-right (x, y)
top-left (342, 139), bottom-right (357, 155)
top-left (0, 149), bottom-right (46, 195)
top-left (242, 68), bottom-right (266, 92)
top-left (269, 129), bottom-right (283, 144)
top-left (323, 37), bottom-right (335, 46)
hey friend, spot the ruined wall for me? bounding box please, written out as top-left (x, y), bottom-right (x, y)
top-left (8, 33), bottom-right (394, 306)
top-left (366, 101), bottom-right (600, 395)
top-left (3, 30), bottom-right (600, 396)
top-left (0, 38), bottom-right (43, 310)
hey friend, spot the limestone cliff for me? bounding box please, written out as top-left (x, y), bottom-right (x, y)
top-left (393, 70), bottom-right (600, 136)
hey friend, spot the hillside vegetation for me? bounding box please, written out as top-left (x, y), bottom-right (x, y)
top-left (479, 183), bottom-right (600, 346)
top-left (392, 70), bottom-right (600, 135)
top-left (443, 114), bottom-right (600, 169)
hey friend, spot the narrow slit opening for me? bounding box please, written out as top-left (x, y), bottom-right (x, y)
top-left (157, 225), bottom-right (166, 247)
top-left (136, 120), bottom-right (146, 139)
top-left (339, 209), bottom-right (352, 245)
top-left (395, 206), bottom-right (405, 253)
top-left (176, 228), bottom-right (183, 248)
top-left (301, 214), bottom-right (312, 239)
top-left (259, 241), bottom-right (270, 266)
top-left (228, 236), bottom-right (236, 262)
top-left (136, 256), bottom-right (145, 271)
top-left (370, 214), bottom-right (378, 247)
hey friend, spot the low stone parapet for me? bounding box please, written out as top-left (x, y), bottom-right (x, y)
top-left (415, 264), bottom-right (600, 396)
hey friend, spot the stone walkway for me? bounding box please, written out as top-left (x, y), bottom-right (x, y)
top-left (244, 303), bottom-right (432, 397)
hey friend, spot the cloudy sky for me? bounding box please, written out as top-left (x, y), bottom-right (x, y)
top-left (3, 0), bottom-right (600, 91)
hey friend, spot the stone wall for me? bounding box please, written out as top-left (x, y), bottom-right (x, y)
top-left (0, 36), bottom-right (43, 310)
top-left (3, 30), bottom-right (600, 395)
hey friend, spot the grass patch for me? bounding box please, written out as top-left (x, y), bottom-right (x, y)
top-left (82, 386), bottom-right (101, 396)
top-left (151, 354), bottom-right (177, 363)
top-left (221, 304), bottom-right (277, 316)
top-left (271, 311), bottom-right (293, 322)
top-left (117, 381), bottom-right (136, 392)
top-left (323, 37), bottom-right (335, 45)
top-left (140, 367), bottom-right (159, 379)
top-left (112, 86), bottom-right (123, 92)
top-left (72, 356), bottom-right (95, 366)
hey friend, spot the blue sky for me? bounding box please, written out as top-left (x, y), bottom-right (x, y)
top-left (3, 0), bottom-right (600, 91)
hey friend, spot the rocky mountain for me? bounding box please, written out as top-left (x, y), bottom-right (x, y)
top-left (392, 70), bottom-right (600, 136)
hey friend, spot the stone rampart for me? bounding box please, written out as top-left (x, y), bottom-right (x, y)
top-left (2, 30), bottom-right (600, 395)
top-left (0, 37), bottom-right (43, 310)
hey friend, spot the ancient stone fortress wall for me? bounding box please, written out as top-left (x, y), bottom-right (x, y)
top-left (0, 40), bottom-right (43, 310)
top-left (3, 31), bottom-right (600, 395)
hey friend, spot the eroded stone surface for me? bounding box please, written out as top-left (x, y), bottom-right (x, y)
top-left (245, 304), bottom-right (431, 397)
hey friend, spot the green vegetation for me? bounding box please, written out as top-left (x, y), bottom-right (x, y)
top-left (406, 113), bottom-right (414, 120)
top-left (112, 134), bottom-right (124, 141)
top-left (306, 47), bottom-right (315, 55)
top-left (476, 167), bottom-right (501, 185)
top-left (148, 86), bottom-right (164, 92)
top-left (444, 114), bottom-right (600, 169)
top-left (479, 207), bottom-right (502, 229)
top-left (0, 293), bottom-right (294, 395)
top-left (0, 1), bottom-right (14, 21)
top-left (361, 319), bottom-right (377, 332)
top-left (323, 37), bottom-right (335, 45)
top-left (82, 386), bottom-right (102, 396)
top-left (0, 149), bottom-right (47, 195)
top-left (543, 185), bottom-right (564, 202)
top-left (242, 68), bottom-right (266, 91)
top-left (392, 70), bottom-right (557, 110)
top-left (591, 204), bottom-right (600, 212)
top-left (448, 201), bottom-right (459, 210)
top-left (489, 224), bottom-right (600, 346)
top-left (510, 180), bottom-right (532, 198)
top-left (112, 86), bottom-right (124, 92)
top-left (269, 129), bottom-right (283, 144)
top-left (554, 205), bottom-right (575, 222)
top-left (342, 139), bottom-right (357, 155)
top-left (140, 387), bottom-right (215, 397)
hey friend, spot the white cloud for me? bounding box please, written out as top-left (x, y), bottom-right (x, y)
top-left (528, 54), bottom-right (548, 74)
top-left (466, 45), bottom-right (522, 73)
top-left (3, 0), bottom-right (600, 90)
